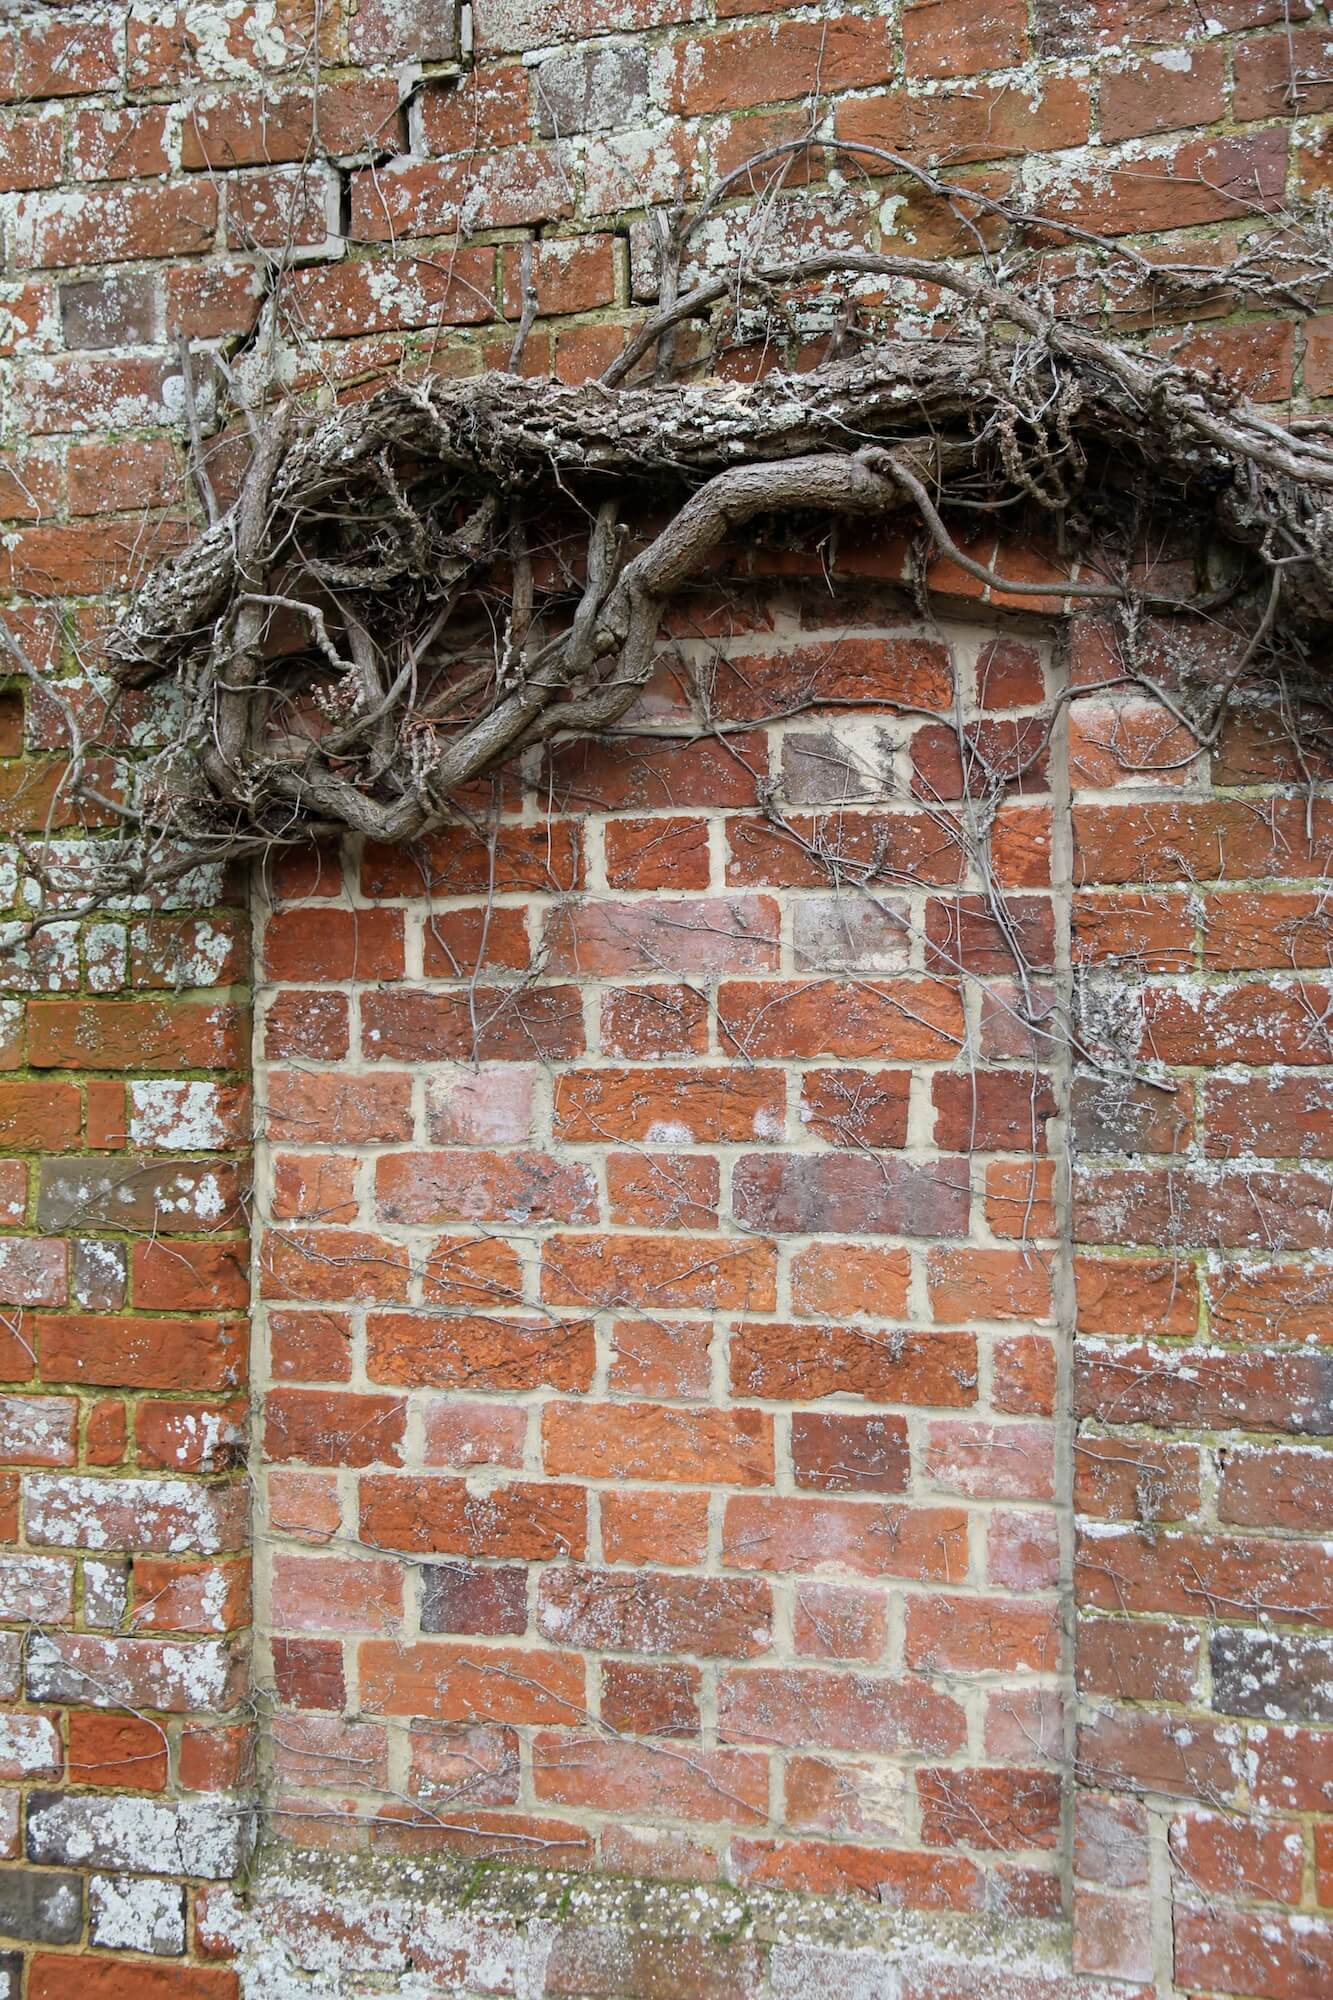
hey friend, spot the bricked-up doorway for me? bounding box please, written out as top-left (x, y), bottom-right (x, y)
top-left (251, 592), bottom-right (1075, 1907)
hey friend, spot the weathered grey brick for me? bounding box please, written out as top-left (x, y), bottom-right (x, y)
top-left (781, 729), bottom-right (887, 805)
top-left (1211, 1628), bottom-right (1333, 1722)
top-left (37, 1157), bottom-right (243, 1234)
top-left (535, 44), bottom-right (649, 136)
top-left (0, 1866), bottom-right (82, 1944)
top-left (26, 1792), bottom-right (253, 1880)
top-left (71, 1236), bottom-right (127, 1311)
top-left (25, 1632), bottom-right (242, 1712)
top-left (59, 272), bottom-right (157, 350)
top-left (792, 894), bottom-right (911, 972)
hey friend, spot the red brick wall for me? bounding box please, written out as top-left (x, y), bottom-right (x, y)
top-left (0, 3), bottom-right (1329, 1996)
top-left (254, 604), bottom-right (1067, 1916)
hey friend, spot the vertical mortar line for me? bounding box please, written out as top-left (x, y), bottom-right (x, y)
top-left (1046, 630), bottom-right (1081, 1931)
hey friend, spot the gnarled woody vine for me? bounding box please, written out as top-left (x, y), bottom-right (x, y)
top-left (21, 162), bottom-right (1333, 900)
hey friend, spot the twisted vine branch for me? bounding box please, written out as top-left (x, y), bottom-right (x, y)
top-left (30, 226), bottom-right (1332, 902)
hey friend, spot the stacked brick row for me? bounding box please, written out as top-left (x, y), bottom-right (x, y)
top-left (0, 745), bottom-right (251, 1979)
top-left (1068, 628), bottom-right (1333, 1997)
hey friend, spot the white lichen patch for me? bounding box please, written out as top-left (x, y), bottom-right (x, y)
top-left (90, 1873), bottom-right (187, 1955)
top-left (129, 1079), bottom-right (234, 1150)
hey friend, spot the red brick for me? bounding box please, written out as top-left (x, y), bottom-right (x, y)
top-left (351, 149), bottom-right (573, 240)
top-left (1219, 1444), bottom-right (1333, 1529)
top-left (420, 903), bottom-right (531, 975)
top-left (1076, 1526), bottom-right (1332, 1624)
top-left (1072, 890), bottom-right (1195, 971)
top-left (544, 894), bottom-right (779, 977)
top-left (543, 1232), bottom-right (776, 1311)
top-left (272, 1637), bottom-right (345, 1712)
top-left (539, 1565), bottom-right (770, 1658)
top-left (733, 1151), bottom-right (968, 1237)
top-left (1076, 799), bottom-right (1333, 885)
top-left (1081, 1337), bottom-right (1332, 1434)
top-left (1207, 1264), bottom-right (1333, 1345)
top-left (14, 180), bottom-right (218, 268)
top-left (362, 985), bottom-right (585, 1063)
top-left (730, 1835), bottom-right (984, 1908)
top-left (665, 16), bottom-right (893, 114)
top-left (267, 1469), bottom-right (341, 1544)
top-left (271, 1153), bottom-right (358, 1224)
top-left (719, 1663), bottom-right (964, 1757)
top-left (1080, 1709), bottom-right (1242, 1804)
top-left (902, 0), bottom-right (1027, 77)
top-left (837, 74), bottom-right (1087, 164)
top-left (788, 1244), bottom-right (912, 1320)
top-left (1174, 1906), bottom-right (1332, 2000)
top-left (262, 908), bottom-right (404, 982)
top-left (132, 1556), bottom-right (250, 1633)
top-left (727, 808), bottom-right (964, 889)
top-left (0, 111), bottom-right (62, 192)
top-left (1076, 1616), bottom-right (1202, 1704)
top-left (135, 1400), bottom-right (246, 1475)
top-left (265, 1388), bottom-right (407, 1469)
top-left (359, 1475), bottom-right (586, 1561)
top-left (260, 1227), bottom-right (409, 1304)
top-left (359, 1640), bottom-right (584, 1724)
top-left (906, 1594), bottom-right (1060, 1676)
top-left (368, 1311), bottom-right (593, 1393)
top-left (2, 15), bottom-right (119, 98)
top-left (268, 1071), bottom-right (413, 1147)
top-left (183, 78), bottom-right (404, 168)
top-left (362, 821), bottom-right (582, 896)
top-left (556, 1067), bottom-right (783, 1143)
top-left (994, 1336), bottom-right (1057, 1417)
top-left (724, 1495), bottom-right (967, 1580)
top-left (1169, 1808), bottom-right (1305, 1905)
top-left (600, 1489), bottom-right (711, 1567)
top-left (420, 63), bottom-right (530, 153)
top-left (1074, 1255), bottom-right (1199, 1336)
top-left (28, 998), bottom-right (246, 1071)
top-left (40, 1315), bottom-right (245, 1392)
top-left (606, 1150), bottom-right (720, 1230)
top-left (600, 984), bottom-right (708, 1058)
top-left (30, 1961), bottom-right (238, 1999)
top-left (987, 1510), bottom-right (1061, 1593)
top-left (1248, 1726), bottom-right (1333, 1814)
top-left (544, 1402), bottom-right (773, 1486)
top-left (1074, 1436), bottom-right (1202, 1522)
top-left (534, 1731), bottom-right (767, 1824)
top-left (1075, 1162), bottom-right (1333, 1250)
top-left (791, 1413), bottom-right (910, 1495)
top-left (270, 1553), bottom-right (402, 1634)
top-left (918, 1766), bottom-right (1061, 1851)
top-left (131, 1239), bottom-right (249, 1312)
top-left (377, 1148), bottom-right (597, 1227)
top-left (718, 977), bottom-right (962, 1059)
top-left (730, 1321), bottom-right (977, 1406)
top-left (793, 1584), bottom-right (889, 1662)
top-left (67, 1711), bottom-right (168, 1791)
top-left (601, 1660), bottom-right (701, 1738)
top-left (70, 103), bottom-right (172, 180)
